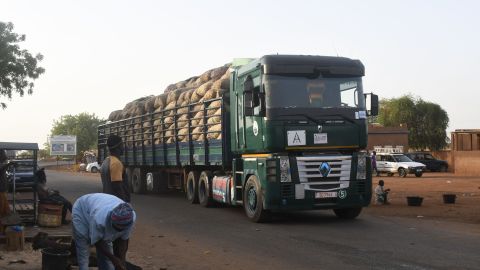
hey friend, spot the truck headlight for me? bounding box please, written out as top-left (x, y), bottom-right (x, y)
top-left (356, 152), bottom-right (367, 180)
top-left (279, 156), bottom-right (291, 182)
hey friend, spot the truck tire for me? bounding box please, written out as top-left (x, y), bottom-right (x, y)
top-left (243, 175), bottom-right (270, 223)
top-left (186, 171), bottom-right (199, 204)
top-left (125, 167), bottom-right (134, 193)
top-left (198, 171), bottom-right (213, 207)
top-left (333, 207), bottom-right (362, 219)
top-left (398, 168), bottom-right (407, 178)
top-left (132, 167), bottom-right (147, 194)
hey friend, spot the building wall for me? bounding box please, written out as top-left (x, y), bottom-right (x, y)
top-left (450, 130), bottom-right (480, 176)
top-left (452, 151), bottom-right (480, 176)
top-left (367, 126), bottom-right (409, 152)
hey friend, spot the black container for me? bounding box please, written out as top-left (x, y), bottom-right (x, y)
top-left (406, 196), bottom-right (423, 206)
top-left (42, 248), bottom-right (70, 270)
top-left (443, 194), bottom-right (456, 204)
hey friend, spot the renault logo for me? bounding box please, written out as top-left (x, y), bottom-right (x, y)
top-left (319, 162), bottom-right (331, 177)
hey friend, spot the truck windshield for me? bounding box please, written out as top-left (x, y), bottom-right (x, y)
top-left (264, 75), bottom-right (365, 109)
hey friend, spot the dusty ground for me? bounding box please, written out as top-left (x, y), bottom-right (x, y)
top-left (1, 171), bottom-right (478, 270)
top-left (366, 172), bottom-right (480, 224)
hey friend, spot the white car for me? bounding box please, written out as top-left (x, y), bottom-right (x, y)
top-left (376, 153), bottom-right (426, 177)
top-left (86, 162), bottom-right (101, 173)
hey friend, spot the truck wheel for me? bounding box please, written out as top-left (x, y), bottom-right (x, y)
top-left (198, 171), bottom-right (213, 207)
top-left (398, 168), bottom-right (407, 178)
top-left (186, 171), bottom-right (199, 204)
top-left (415, 171), bottom-right (423, 177)
top-left (333, 207), bottom-right (362, 219)
top-left (243, 175), bottom-right (270, 223)
top-left (132, 168), bottom-right (146, 194)
top-left (125, 167), bottom-right (133, 193)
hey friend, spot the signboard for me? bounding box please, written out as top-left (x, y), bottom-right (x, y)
top-left (287, 130), bottom-right (306, 146)
top-left (50, 135), bottom-right (77, 156)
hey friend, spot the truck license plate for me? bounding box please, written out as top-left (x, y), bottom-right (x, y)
top-left (315, 192), bottom-right (337, 199)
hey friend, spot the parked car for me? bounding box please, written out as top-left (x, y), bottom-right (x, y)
top-left (376, 153), bottom-right (426, 177)
top-left (405, 152), bottom-right (448, 172)
top-left (7, 159), bottom-right (39, 189)
top-left (86, 161), bottom-right (100, 173)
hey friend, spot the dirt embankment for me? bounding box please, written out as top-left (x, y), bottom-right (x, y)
top-left (365, 173), bottom-right (480, 224)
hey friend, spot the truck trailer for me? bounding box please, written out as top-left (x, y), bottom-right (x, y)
top-left (98, 55), bottom-right (379, 222)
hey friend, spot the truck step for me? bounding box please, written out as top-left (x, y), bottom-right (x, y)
top-left (235, 186), bottom-right (242, 188)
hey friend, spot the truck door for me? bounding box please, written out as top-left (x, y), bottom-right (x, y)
top-left (243, 75), bottom-right (265, 151)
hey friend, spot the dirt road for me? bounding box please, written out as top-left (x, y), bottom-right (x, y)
top-left (1, 171), bottom-right (479, 270)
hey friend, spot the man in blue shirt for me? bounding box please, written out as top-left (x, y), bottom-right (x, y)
top-left (72, 193), bottom-right (136, 270)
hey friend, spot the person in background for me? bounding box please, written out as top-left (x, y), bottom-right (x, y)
top-left (371, 151), bottom-right (379, 176)
top-left (0, 150), bottom-right (12, 217)
top-left (375, 180), bottom-right (390, 205)
top-left (72, 193), bottom-right (136, 270)
top-left (100, 134), bottom-right (130, 203)
top-left (35, 168), bottom-right (73, 224)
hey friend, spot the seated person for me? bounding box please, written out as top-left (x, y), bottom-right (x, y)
top-left (35, 168), bottom-right (72, 224)
top-left (375, 180), bottom-right (390, 205)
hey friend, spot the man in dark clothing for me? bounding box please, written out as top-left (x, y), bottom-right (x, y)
top-left (100, 135), bottom-right (130, 203)
top-left (35, 168), bottom-right (73, 224)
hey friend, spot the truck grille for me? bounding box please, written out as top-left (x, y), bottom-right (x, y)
top-left (295, 155), bottom-right (351, 193)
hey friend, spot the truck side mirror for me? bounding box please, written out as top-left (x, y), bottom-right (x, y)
top-left (370, 94), bottom-right (379, 116)
top-left (365, 93), bottom-right (379, 116)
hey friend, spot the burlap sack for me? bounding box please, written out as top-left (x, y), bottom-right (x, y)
top-left (177, 128), bottom-right (189, 142)
top-left (177, 114), bottom-right (189, 127)
top-left (154, 132), bottom-right (162, 139)
top-left (143, 122), bottom-right (151, 128)
top-left (194, 82), bottom-right (213, 97)
top-left (166, 90), bottom-right (179, 104)
top-left (108, 110), bottom-right (123, 121)
top-left (203, 89), bottom-right (216, 100)
top-left (207, 101), bottom-right (222, 116)
top-left (191, 126), bottom-right (203, 141)
top-left (190, 91), bottom-right (201, 103)
top-left (164, 84), bottom-right (177, 93)
top-left (164, 116), bottom-right (174, 126)
top-left (207, 116), bottom-right (221, 125)
top-left (164, 102), bottom-right (176, 113)
top-left (210, 65), bottom-right (229, 81)
top-left (207, 124), bottom-right (222, 139)
top-left (153, 119), bottom-right (162, 128)
top-left (191, 111), bottom-right (204, 127)
top-left (154, 95), bottom-right (166, 109)
top-left (144, 96), bottom-right (156, 113)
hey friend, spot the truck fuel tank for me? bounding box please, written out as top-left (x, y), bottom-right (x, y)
top-left (212, 176), bottom-right (233, 204)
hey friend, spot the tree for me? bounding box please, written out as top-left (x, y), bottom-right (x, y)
top-left (378, 95), bottom-right (449, 151)
top-left (0, 22), bottom-right (45, 109)
top-left (50, 113), bottom-right (106, 158)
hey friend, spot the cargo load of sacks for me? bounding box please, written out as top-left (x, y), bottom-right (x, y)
top-left (107, 64), bottom-right (230, 146)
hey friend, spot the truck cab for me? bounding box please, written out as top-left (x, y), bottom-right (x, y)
top-left (229, 55), bottom-right (378, 221)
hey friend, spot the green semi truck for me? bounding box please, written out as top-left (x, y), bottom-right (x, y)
top-left (98, 55), bottom-right (378, 222)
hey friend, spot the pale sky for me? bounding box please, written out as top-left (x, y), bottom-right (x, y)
top-left (1, 0), bottom-right (479, 147)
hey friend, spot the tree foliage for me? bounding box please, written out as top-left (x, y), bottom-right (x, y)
top-left (378, 95), bottom-right (449, 151)
top-left (50, 113), bottom-right (106, 157)
top-left (0, 22), bottom-right (45, 109)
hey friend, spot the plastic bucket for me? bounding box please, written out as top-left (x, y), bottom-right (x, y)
top-left (406, 196), bottom-right (423, 206)
top-left (443, 194), bottom-right (456, 204)
top-left (41, 248), bottom-right (70, 270)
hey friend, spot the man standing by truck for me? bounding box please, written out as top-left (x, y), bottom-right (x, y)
top-left (100, 135), bottom-right (130, 203)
